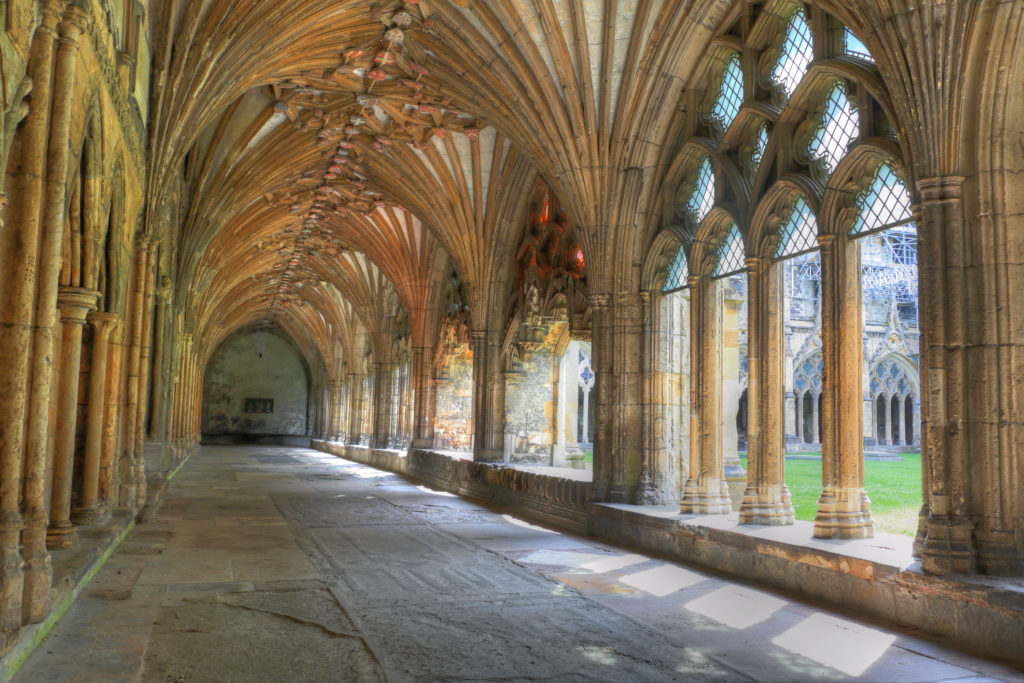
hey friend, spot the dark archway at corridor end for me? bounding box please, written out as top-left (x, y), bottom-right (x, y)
top-left (201, 325), bottom-right (312, 446)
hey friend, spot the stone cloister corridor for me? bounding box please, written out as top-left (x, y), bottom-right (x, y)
top-left (2, 0), bottom-right (1024, 679)
top-left (13, 446), bottom-right (1020, 682)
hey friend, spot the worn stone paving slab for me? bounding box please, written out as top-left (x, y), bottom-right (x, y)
top-left (15, 445), bottom-right (1024, 683)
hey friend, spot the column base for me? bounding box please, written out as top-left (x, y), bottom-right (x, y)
top-left (475, 448), bottom-right (504, 463)
top-left (921, 516), bottom-right (976, 575)
top-left (0, 516), bottom-right (25, 630)
top-left (738, 485), bottom-right (795, 525)
top-left (813, 487), bottom-right (874, 539)
top-left (21, 519), bottom-right (51, 624)
top-left (974, 527), bottom-right (1023, 576)
top-left (46, 522), bottom-right (78, 549)
top-left (680, 478), bottom-right (732, 514)
top-left (71, 503), bottom-right (109, 525)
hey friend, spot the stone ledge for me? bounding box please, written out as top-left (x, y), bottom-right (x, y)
top-left (313, 439), bottom-right (1024, 667)
top-left (0, 512), bottom-right (135, 680)
top-left (589, 504), bottom-right (1024, 666)
top-left (313, 441), bottom-right (591, 533)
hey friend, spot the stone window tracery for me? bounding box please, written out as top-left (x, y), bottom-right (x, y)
top-left (750, 123), bottom-right (769, 171)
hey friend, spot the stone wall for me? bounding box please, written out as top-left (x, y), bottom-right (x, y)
top-left (202, 331), bottom-right (309, 437)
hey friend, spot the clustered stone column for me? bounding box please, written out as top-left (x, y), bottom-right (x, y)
top-left (739, 257), bottom-right (794, 524)
top-left (814, 233), bottom-right (873, 538)
top-left (680, 276), bottom-right (732, 513)
top-left (73, 312), bottom-right (119, 524)
top-left (47, 289), bottom-right (102, 547)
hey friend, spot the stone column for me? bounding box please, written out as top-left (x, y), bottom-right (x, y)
top-left (100, 319), bottom-right (124, 505)
top-left (372, 363), bottom-right (392, 449)
top-left (638, 290), bottom-right (675, 504)
top-left (739, 258), bottom-right (793, 525)
top-left (133, 243), bottom-right (157, 509)
top-left (347, 373), bottom-right (364, 445)
top-left (73, 312), bottom-right (118, 523)
top-left (680, 276), bottom-right (731, 514)
top-left (609, 292), bottom-right (643, 502)
top-left (470, 331), bottom-right (497, 461)
top-left (1, 0), bottom-right (67, 630)
top-left (590, 294), bottom-right (612, 501)
top-left (411, 346), bottom-right (433, 447)
top-left (47, 288), bottom-right (101, 548)
top-left (814, 234), bottom-right (873, 538)
top-left (915, 176), bottom-right (979, 572)
top-left (148, 277), bottom-right (171, 440)
top-left (480, 333), bottom-right (507, 462)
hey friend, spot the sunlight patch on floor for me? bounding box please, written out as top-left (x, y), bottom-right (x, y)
top-left (578, 554), bottom-right (648, 574)
top-left (501, 515), bottom-right (560, 534)
top-left (684, 585), bottom-right (787, 629)
top-left (415, 485), bottom-right (456, 497)
top-left (619, 564), bottom-right (705, 597)
top-left (771, 612), bottom-right (897, 677)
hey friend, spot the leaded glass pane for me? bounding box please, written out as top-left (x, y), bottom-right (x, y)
top-left (687, 157), bottom-right (715, 223)
top-left (809, 83), bottom-right (858, 174)
top-left (711, 54), bottom-right (743, 130)
top-left (713, 224), bottom-right (746, 277)
top-left (663, 245), bottom-right (690, 292)
top-left (770, 9), bottom-right (813, 98)
top-left (844, 27), bottom-right (874, 62)
top-left (774, 197), bottom-right (818, 260)
top-left (850, 163), bottom-right (913, 235)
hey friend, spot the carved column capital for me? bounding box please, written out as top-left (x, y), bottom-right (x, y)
top-left (56, 287), bottom-right (100, 324)
top-left (916, 176), bottom-right (965, 202)
top-left (87, 311), bottom-right (120, 340)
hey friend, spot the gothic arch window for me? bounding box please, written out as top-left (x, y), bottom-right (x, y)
top-left (794, 352), bottom-right (824, 444)
top-left (869, 355), bottom-right (920, 446)
top-left (851, 163), bottom-right (914, 237)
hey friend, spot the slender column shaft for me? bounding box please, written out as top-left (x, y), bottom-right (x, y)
top-left (412, 346), bottom-right (432, 447)
top-left (47, 288), bottom-right (100, 548)
top-left (99, 320), bottom-right (124, 505)
top-left (133, 244), bottom-right (157, 509)
top-left (590, 294), bottom-right (612, 501)
top-left (74, 312), bottom-right (118, 522)
top-left (348, 374), bottom-right (364, 444)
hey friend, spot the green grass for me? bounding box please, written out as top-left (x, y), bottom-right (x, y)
top-left (739, 453), bottom-right (922, 536)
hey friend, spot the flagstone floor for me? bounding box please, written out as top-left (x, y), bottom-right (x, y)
top-left (15, 445), bottom-right (1022, 682)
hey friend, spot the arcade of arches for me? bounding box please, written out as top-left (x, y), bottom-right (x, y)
top-left (0, 0), bottom-right (1023, 673)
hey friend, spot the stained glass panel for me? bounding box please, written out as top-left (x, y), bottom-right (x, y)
top-left (770, 9), bottom-right (813, 99)
top-left (809, 83), bottom-right (858, 174)
top-left (774, 197), bottom-right (818, 260)
top-left (711, 54), bottom-right (743, 130)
